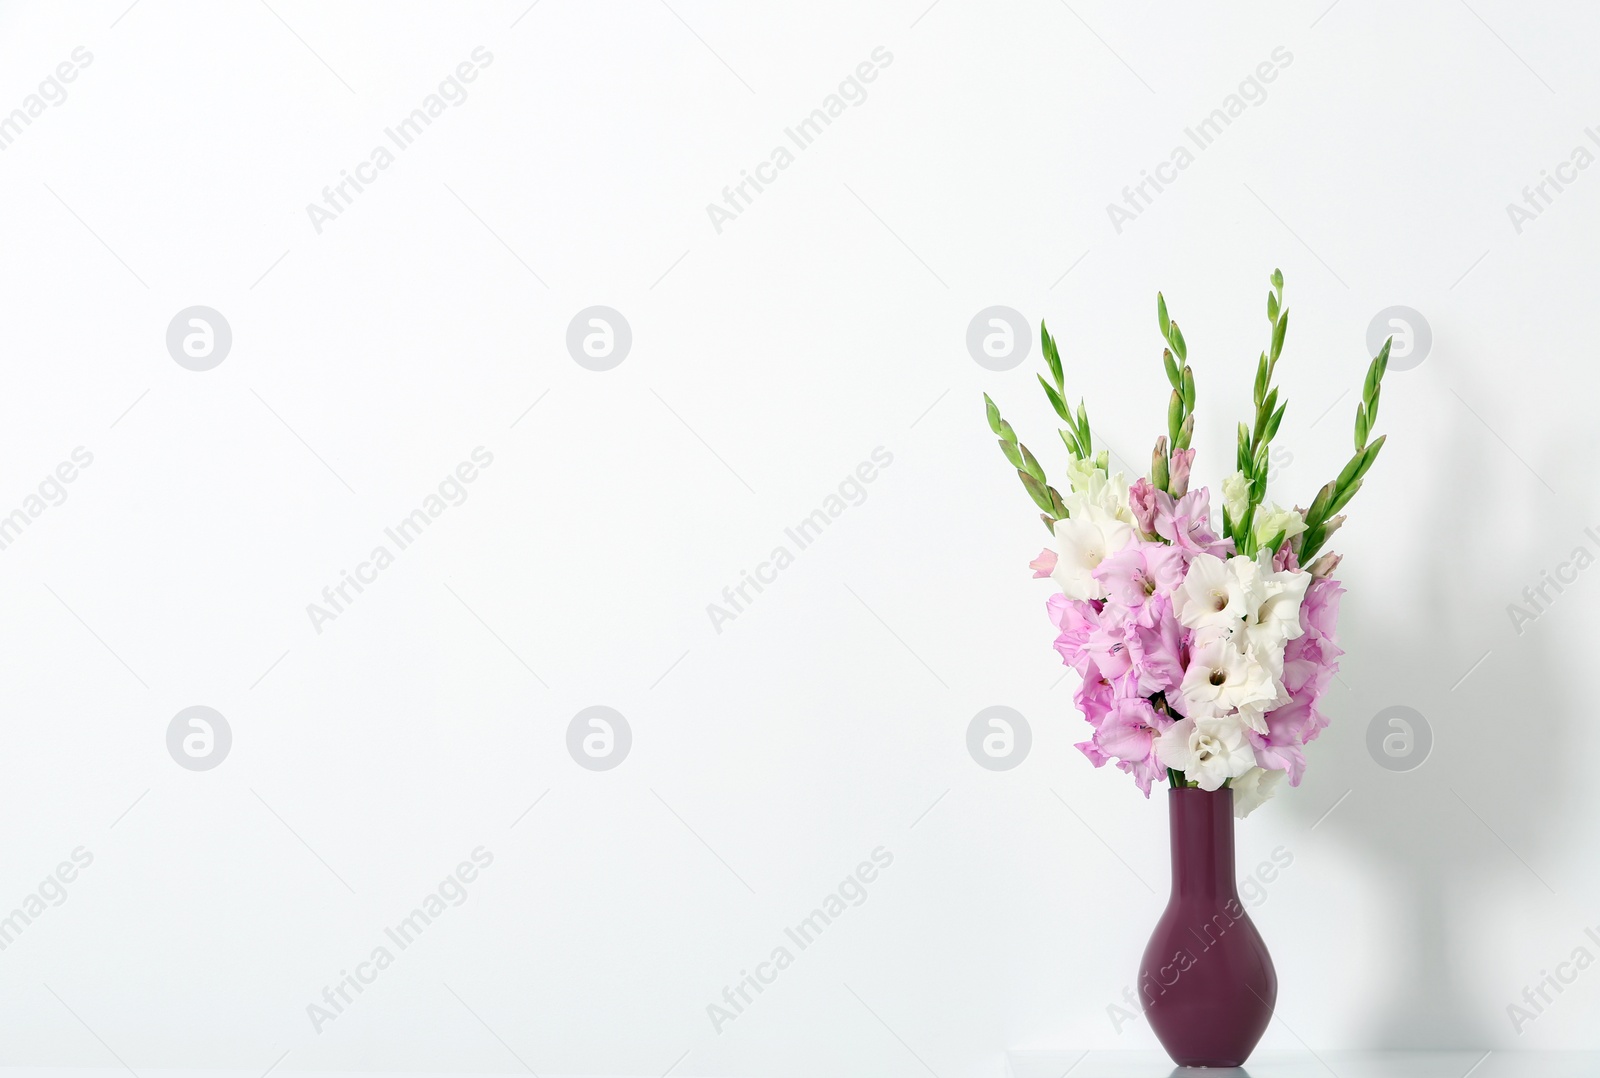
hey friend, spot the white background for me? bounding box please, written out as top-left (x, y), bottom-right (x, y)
top-left (0, 1), bottom-right (1596, 1075)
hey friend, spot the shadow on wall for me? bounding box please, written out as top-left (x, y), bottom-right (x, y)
top-left (1272, 362), bottom-right (1579, 1047)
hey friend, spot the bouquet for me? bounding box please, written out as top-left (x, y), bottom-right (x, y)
top-left (983, 271), bottom-right (1391, 817)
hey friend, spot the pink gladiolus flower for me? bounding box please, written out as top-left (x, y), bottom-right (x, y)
top-left (1126, 594), bottom-right (1187, 697)
top-left (1249, 684), bottom-right (1328, 785)
top-left (1085, 623), bottom-right (1133, 679)
top-left (1095, 697), bottom-right (1162, 760)
top-left (1153, 488), bottom-right (1229, 557)
top-left (1030, 548), bottom-right (1058, 578)
top-left (1076, 739), bottom-right (1110, 767)
top-left (1249, 733), bottom-right (1308, 785)
top-left (1093, 695), bottom-right (1173, 795)
top-left (1300, 576), bottom-right (1344, 640)
top-left (1093, 541), bottom-right (1187, 610)
top-left (1118, 754), bottom-right (1169, 796)
top-left (1074, 666), bottom-right (1118, 732)
top-left (1048, 594), bottom-right (1100, 675)
top-left (1280, 642), bottom-right (1333, 699)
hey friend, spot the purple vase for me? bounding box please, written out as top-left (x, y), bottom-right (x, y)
top-left (1137, 786), bottom-right (1276, 1068)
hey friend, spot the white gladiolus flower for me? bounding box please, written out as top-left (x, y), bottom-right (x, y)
top-left (1050, 509), bottom-right (1133, 601)
top-left (1221, 471), bottom-right (1250, 525)
top-left (1253, 503), bottom-right (1308, 547)
top-left (1231, 767), bottom-right (1286, 818)
top-left (1228, 553), bottom-right (1271, 614)
top-left (1178, 640), bottom-right (1281, 730)
top-left (1245, 563), bottom-right (1312, 662)
top-left (1156, 715), bottom-right (1257, 791)
top-left (1175, 553), bottom-right (1248, 631)
top-left (1064, 456), bottom-right (1101, 493)
top-left (1062, 463), bottom-right (1135, 526)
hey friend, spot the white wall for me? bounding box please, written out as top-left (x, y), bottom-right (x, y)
top-left (0, 1), bottom-right (1595, 1074)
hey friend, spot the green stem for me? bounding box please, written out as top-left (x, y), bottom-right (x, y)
top-left (1238, 271), bottom-right (1289, 556)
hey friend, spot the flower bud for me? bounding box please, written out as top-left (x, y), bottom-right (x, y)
top-left (1129, 477), bottom-right (1159, 537)
top-left (1168, 447), bottom-right (1195, 497)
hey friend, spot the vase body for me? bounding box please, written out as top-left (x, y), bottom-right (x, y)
top-left (1138, 787), bottom-right (1276, 1068)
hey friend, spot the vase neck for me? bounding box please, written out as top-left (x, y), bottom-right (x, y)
top-left (1167, 788), bottom-right (1239, 900)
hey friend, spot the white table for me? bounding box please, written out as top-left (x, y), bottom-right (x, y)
top-left (1005, 1051), bottom-right (1599, 1077)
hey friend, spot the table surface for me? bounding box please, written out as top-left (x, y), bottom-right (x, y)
top-left (1005, 1050), bottom-right (1600, 1077)
top-left (0, 1058), bottom-right (1581, 1077)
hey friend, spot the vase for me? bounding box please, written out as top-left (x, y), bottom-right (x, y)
top-left (1137, 786), bottom-right (1276, 1068)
